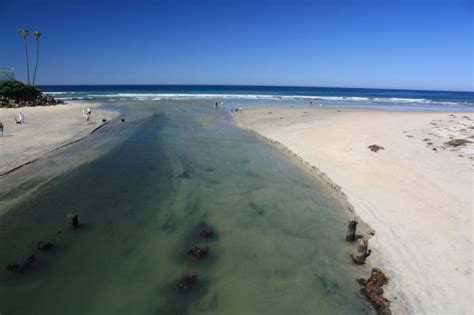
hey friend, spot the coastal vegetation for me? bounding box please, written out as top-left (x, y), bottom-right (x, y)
top-left (0, 30), bottom-right (60, 107)
top-left (0, 80), bottom-right (62, 107)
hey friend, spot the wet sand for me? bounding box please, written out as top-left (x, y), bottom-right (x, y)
top-left (234, 107), bottom-right (473, 314)
top-left (0, 102), bottom-right (119, 175)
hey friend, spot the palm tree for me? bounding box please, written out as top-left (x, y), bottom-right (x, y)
top-left (32, 31), bottom-right (42, 86)
top-left (17, 28), bottom-right (30, 85)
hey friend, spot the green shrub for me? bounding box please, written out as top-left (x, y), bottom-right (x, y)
top-left (0, 80), bottom-right (41, 101)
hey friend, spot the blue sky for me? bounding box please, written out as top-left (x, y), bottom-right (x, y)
top-left (0, 0), bottom-right (472, 91)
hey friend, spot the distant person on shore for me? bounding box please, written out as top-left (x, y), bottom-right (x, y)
top-left (84, 107), bottom-right (91, 122)
top-left (215, 102), bottom-right (218, 108)
top-left (16, 112), bottom-right (24, 124)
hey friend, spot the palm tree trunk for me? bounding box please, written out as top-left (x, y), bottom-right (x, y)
top-left (23, 36), bottom-right (30, 85)
top-left (33, 38), bottom-right (40, 86)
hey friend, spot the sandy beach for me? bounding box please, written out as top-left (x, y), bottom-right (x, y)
top-left (234, 107), bottom-right (473, 314)
top-left (0, 102), bottom-right (119, 175)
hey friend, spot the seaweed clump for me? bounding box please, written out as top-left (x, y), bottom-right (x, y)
top-left (368, 144), bottom-right (384, 152)
top-left (357, 268), bottom-right (391, 315)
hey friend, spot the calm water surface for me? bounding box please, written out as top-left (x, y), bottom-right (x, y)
top-left (0, 102), bottom-right (372, 315)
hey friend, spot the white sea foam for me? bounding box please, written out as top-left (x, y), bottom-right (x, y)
top-left (373, 97), bottom-right (431, 104)
top-left (45, 92), bottom-right (79, 95)
top-left (46, 91), bottom-right (473, 109)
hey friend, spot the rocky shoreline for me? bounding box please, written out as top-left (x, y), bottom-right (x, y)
top-left (0, 94), bottom-right (64, 108)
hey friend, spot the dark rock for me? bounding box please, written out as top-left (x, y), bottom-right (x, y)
top-left (188, 246), bottom-right (208, 259)
top-left (27, 255), bottom-right (36, 264)
top-left (5, 255), bottom-right (37, 273)
top-left (177, 275), bottom-right (198, 291)
top-left (0, 90), bottom-right (63, 108)
top-left (102, 119), bottom-right (107, 123)
top-left (200, 229), bottom-right (214, 238)
top-left (37, 241), bottom-right (54, 251)
top-left (357, 268), bottom-right (391, 315)
top-left (67, 213), bottom-right (79, 228)
top-left (6, 264), bottom-right (21, 272)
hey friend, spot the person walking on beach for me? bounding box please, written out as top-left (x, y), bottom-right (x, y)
top-left (86, 107), bottom-right (92, 123)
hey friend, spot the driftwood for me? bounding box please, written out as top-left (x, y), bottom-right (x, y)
top-left (351, 239), bottom-right (371, 264)
top-left (345, 220), bottom-right (358, 241)
top-left (357, 268), bottom-right (391, 315)
top-left (67, 214), bottom-right (79, 229)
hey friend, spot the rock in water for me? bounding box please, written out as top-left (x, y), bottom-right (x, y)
top-left (200, 228), bottom-right (214, 238)
top-left (177, 275), bottom-right (198, 291)
top-left (5, 255), bottom-right (37, 273)
top-left (37, 241), bottom-right (54, 250)
top-left (67, 213), bottom-right (79, 228)
top-left (188, 247), bottom-right (208, 259)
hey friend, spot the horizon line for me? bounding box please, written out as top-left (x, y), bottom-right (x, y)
top-left (36, 83), bottom-right (474, 94)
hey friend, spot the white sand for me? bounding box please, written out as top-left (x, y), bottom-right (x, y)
top-left (0, 102), bottom-right (118, 175)
top-left (234, 107), bottom-right (473, 314)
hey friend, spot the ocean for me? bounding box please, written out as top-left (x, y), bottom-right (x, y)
top-left (40, 84), bottom-right (474, 111)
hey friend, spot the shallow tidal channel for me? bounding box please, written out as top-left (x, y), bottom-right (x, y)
top-left (0, 102), bottom-right (372, 315)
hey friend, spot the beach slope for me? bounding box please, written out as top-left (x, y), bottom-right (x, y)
top-left (234, 107), bottom-right (473, 314)
top-left (0, 102), bottom-right (118, 175)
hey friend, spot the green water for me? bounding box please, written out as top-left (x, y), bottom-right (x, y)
top-left (0, 102), bottom-right (372, 315)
